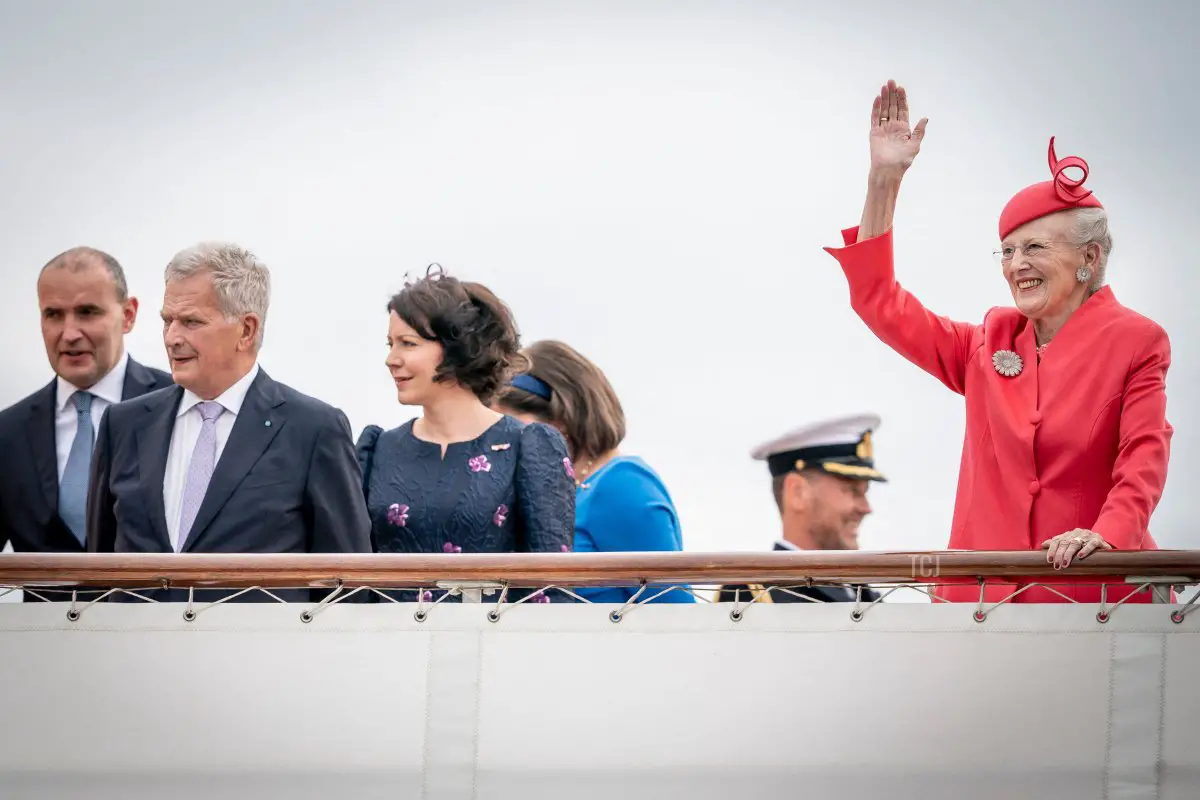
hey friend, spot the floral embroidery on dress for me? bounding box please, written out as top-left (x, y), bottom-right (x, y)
top-left (563, 458), bottom-right (576, 480)
top-left (387, 503), bottom-right (410, 527)
top-left (364, 416), bottom-right (575, 604)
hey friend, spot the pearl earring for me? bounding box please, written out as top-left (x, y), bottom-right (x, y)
top-left (1076, 266), bottom-right (1092, 284)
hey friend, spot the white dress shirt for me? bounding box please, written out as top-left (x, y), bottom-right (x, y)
top-left (163, 362), bottom-right (260, 552)
top-left (55, 351), bottom-right (128, 481)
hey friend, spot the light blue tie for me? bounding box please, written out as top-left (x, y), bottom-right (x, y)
top-left (58, 391), bottom-right (94, 545)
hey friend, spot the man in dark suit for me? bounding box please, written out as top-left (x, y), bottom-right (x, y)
top-left (87, 242), bottom-right (371, 602)
top-left (717, 414), bottom-right (886, 604)
top-left (0, 247), bottom-right (171, 564)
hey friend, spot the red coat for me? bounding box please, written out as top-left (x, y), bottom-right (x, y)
top-left (825, 227), bottom-right (1173, 603)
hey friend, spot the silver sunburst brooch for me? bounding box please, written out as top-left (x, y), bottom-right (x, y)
top-left (992, 349), bottom-right (1024, 377)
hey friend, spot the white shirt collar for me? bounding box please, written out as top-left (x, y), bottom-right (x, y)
top-left (177, 361), bottom-right (261, 418)
top-left (56, 350), bottom-right (129, 412)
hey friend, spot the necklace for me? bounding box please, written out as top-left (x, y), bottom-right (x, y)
top-left (574, 450), bottom-right (621, 489)
top-left (574, 458), bottom-right (595, 489)
top-left (574, 450), bottom-right (619, 489)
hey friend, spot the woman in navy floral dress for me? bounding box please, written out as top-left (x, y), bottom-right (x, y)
top-left (356, 267), bottom-right (575, 602)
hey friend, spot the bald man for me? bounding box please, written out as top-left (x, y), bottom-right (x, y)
top-left (0, 248), bottom-right (171, 556)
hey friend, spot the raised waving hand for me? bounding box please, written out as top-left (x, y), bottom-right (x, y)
top-left (869, 79), bottom-right (929, 175)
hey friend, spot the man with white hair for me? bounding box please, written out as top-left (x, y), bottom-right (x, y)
top-left (87, 243), bottom-right (371, 599)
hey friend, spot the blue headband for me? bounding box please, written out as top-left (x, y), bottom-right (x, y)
top-left (511, 373), bottom-right (552, 400)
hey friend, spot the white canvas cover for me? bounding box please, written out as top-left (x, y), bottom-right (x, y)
top-left (0, 600), bottom-right (1194, 799)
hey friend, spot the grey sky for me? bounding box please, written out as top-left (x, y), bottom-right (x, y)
top-left (1, 0), bottom-right (1195, 555)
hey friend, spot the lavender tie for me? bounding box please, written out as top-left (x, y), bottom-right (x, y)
top-left (177, 401), bottom-right (225, 551)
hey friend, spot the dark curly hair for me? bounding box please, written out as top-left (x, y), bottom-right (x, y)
top-left (387, 265), bottom-right (526, 402)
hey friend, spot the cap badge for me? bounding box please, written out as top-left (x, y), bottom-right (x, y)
top-left (856, 431), bottom-right (873, 460)
top-left (992, 349), bottom-right (1024, 378)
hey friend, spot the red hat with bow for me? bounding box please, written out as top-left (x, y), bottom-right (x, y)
top-left (998, 137), bottom-right (1103, 241)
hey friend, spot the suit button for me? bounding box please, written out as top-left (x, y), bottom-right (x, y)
top-left (1028, 480), bottom-right (1040, 495)
top-left (1030, 411), bottom-right (1042, 425)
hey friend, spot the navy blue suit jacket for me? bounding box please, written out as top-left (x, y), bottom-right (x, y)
top-left (0, 357), bottom-right (171, 556)
top-left (715, 543), bottom-right (882, 604)
top-left (86, 368), bottom-right (371, 601)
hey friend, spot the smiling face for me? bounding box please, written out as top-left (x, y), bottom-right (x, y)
top-left (779, 470), bottom-right (873, 550)
top-left (807, 472), bottom-right (873, 550)
top-left (385, 311), bottom-right (448, 406)
top-left (37, 262), bottom-right (138, 389)
top-left (1000, 211), bottom-right (1099, 322)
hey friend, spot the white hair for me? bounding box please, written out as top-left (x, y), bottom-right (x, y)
top-left (165, 242), bottom-right (271, 348)
top-left (1065, 207), bottom-right (1112, 293)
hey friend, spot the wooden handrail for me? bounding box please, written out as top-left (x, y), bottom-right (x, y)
top-left (0, 551), bottom-right (1197, 589)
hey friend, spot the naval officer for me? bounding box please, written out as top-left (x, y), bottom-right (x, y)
top-left (718, 413), bottom-right (886, 604)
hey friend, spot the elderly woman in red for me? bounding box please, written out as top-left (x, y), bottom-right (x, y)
top-left (824, 80), bottom-right (1173, 604)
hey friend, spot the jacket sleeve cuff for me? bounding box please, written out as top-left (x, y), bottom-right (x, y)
top-left (823, 226), bottom-right (896, 296)
top-left (1090, 515), bottom-right (1138, 551)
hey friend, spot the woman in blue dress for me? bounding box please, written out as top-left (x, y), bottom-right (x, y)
top-left (356, 268), bottom-right (575, 602)
top-left (493, 340), bottom-right (694, 604)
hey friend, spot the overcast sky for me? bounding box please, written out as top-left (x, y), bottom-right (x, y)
top-left (1, 0), bottom-right (1195, 557)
